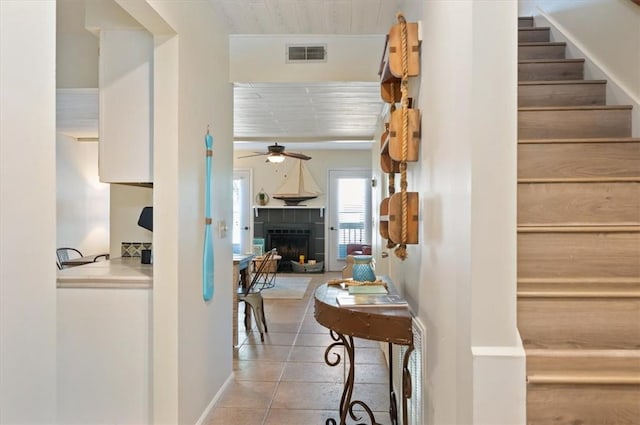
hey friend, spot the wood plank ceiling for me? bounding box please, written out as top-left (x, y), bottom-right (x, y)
top-left (206, 0), bottom-right (406, 150)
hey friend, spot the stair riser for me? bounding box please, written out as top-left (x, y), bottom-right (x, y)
top-left (519, 44), bottom-right (565, 60)
top-left (518, 61), bottom-right (584, 81)
top-left (518, 108), bottom-right (632, 139)
top-left (519, 298), bottom-right (640, 349)
top-left (518, 142), bottom-right (640, 180)
top-left (518, 232), bottom-right (640, 278)
top-left (518, 83), bottom-right (606, 107)
top-left (519, 17), bottom-right (534, 28)
top-left (519, 29), bottom-right (550, 43)
top-left (527, 384), bottom-right (640, 425)
top-left (518, 182), bottom-right (640, 226)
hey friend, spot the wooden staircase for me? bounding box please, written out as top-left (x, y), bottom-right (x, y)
top-left (517, 16), bottom-right (640, 425)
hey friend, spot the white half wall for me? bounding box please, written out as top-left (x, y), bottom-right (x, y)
top-left (0, 1), bottom-right (57, 423)
top-left (57, 287), bottom-right (152, 424)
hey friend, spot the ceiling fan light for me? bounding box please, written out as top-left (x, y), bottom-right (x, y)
top-left (267, 154), bottom-right (285, 163)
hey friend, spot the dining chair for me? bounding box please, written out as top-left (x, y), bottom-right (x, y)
top-left (237, 248), bottom-right (278, 342)
top-left (56, 247), bottom-right (83, 268)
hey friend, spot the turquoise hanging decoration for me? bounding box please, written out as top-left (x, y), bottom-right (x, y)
top-left (202, 126), bottom-right (215, 301)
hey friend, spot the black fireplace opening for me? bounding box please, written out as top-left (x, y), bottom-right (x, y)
top-left (266, 225), bottom-right (311, 272)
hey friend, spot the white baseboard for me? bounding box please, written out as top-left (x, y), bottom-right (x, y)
top-left (471, 340), bottom-right (527, 425)
top-left (194, 372), bottom-right (234, 425)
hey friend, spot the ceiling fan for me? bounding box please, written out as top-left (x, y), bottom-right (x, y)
top-left (238, 142), bottom-right (311, 163)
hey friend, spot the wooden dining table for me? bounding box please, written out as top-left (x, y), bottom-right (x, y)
top-left (232, 253), bottom-right (254, 347)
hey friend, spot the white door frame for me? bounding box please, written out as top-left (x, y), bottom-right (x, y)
top-left (326, 168), bottom-right (372, 272)
top-left (232, 168), bottom-right (253, 255)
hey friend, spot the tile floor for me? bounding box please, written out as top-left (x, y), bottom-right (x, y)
top-left (204, 272), bottom-right (393, 425)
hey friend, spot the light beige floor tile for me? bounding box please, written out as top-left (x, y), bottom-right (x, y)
top-left (265, 408), bottom-right (393, 425)
top-left (355, 347), bottom-right (387, 364)
top-left (263, 408), bottom-right (338, 425)
top-left (294, 332), bottom-right (336, 347)
top-left (271, 382), bottom-right (343, 410)
top-left (299, 315), bottom-right (330, 334)
top-left (354, 363), bottom-right (389, 384)
top-left (266, 308), bottom-right (307, 320)
top-left (214, 272), bottom-right (397, 425)
top-left (244, 331), bottom-right (297, 346)
top-left (233, 360), bottom-right (285, 382)
top-left (288, 345), bottom-right (337, 363)
top-left (281, 361), bottom-right (344, 383)
top-left (203, 407), bottom-right (267, 425)
top-left (216, 380), bottom-right (277, 409)
top-left (262, 321), bottom-right (302, 334)
top-left (236, 344), bottom-right (292, 362)
top-left (354, 337), bottom-right (384, 348)
top-left (352, 383), bottom-right (390, 411)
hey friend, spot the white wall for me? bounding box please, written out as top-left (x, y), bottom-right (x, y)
top-left (386, 1), bottom-right (525, 424)
top-left (142, 1), bottom-right (235, 423)
top-left (519, 0), bottom-right (640, 136)
top-left (56, 134), bottom-right (110, 255)
top-left (234, 149), bottom-right (372, 208)
top-left (230, 35), bottom-right (384, 82)
top-left (57, 0), bottom-right (99, 88)
top-left (109, 184), bottom-right (153, 258)
top-left (56, 0), bottom-right (109, 257)
top-left (0, 1), bottom-right (57, 423)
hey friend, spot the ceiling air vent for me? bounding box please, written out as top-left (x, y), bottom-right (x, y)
top-left (286, 44), bottom-right (327, 63)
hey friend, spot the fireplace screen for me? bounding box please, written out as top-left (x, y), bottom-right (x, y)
top-left (266, 227), bottom-right (311, 272)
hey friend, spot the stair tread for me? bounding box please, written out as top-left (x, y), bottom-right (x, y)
top-left (519, 177), bottom-right (640, 183)
top-left (518, 290), bottom-right (640, 298)
top-left (519, 41), bottom-right (566, 46)
top-left (519, 105), bottom-right (633, 111)
top-left (528, 374), bottom-right (640, 384)
top-left (519, 27), bottom-right (550, 31)
top-left (519, 137), bottom-right (640, 144)
top-left (519, 58), bottom-right (584, 64)
top-left (526, 349), bottom-right (640, 380)
top-left (527, 348), bottom-right (640, 358)
top-left (519, 79), bottom-right (606, 86)
top-left (518, 225), bottom-right (640, 231)
top-left (519, 277), bottom-right (640, 283)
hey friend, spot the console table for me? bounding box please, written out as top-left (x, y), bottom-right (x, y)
top-left (314, 280), bottom-right (414, 425)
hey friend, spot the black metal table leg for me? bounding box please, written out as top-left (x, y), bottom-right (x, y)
top-left (388, 342), bottom-right (399, 425)
top-left (324, 330), bottom-right (383, 425)
top-left (401, 342), bottom-right (415, 425)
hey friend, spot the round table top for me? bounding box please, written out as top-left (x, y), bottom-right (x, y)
top-left (313, 280), bottom-right (413, 346)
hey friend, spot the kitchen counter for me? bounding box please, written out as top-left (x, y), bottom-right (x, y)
top-left (56, 257), bottom-right (153, 288)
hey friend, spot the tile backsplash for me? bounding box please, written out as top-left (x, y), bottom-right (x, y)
top-left (121, 242), bottom-right (152, 258)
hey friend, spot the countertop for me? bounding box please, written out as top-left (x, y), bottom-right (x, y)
top-left (57, 257), bottom-right (153, 289)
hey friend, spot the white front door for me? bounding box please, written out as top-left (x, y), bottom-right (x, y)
top-left (232, 169), bottom-right (252, 254)
top-left (327, 169), bottom-right (372, 271)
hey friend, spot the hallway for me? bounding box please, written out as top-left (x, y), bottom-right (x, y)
top-left (205, 272), bottom-right (393, 425)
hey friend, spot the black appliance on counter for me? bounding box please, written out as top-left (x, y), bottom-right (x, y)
top-left (137, 207), bottom-right (153, 232)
